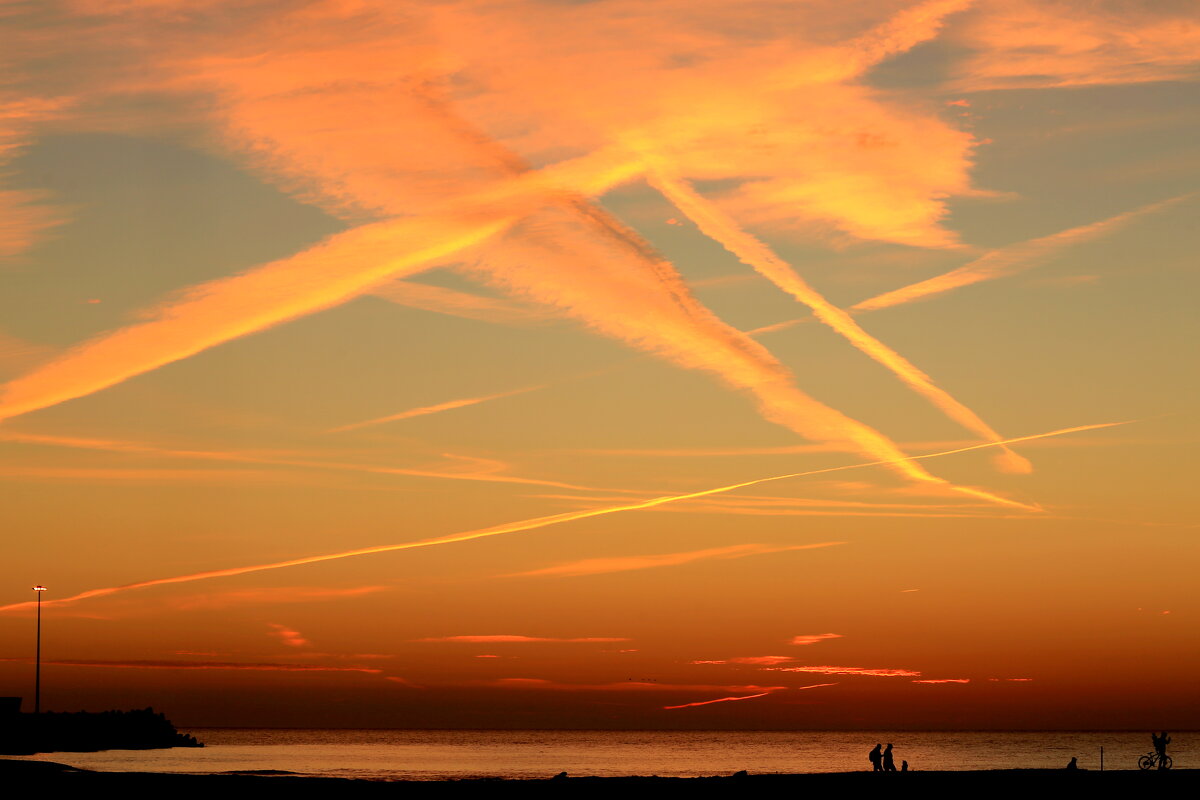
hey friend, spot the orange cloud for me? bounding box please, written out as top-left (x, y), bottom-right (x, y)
top-left (912, 678), bottom-right (970, 684)
top-left (267, 624), bottom-right (310, 648)
top-left (728, 656), bottom-right (795, 666)
top-left (790, 634), bottom-right (844, 646)
top-left (414, 635), bottom-right (629, 644)
top-left (767, 666), bottom-right (920, 677)
top-left (510, 542), bottom-right (844, 579)
top-left (486, 678), bottom-right (785, 694)
top-left (0, 97), bottom-right (70, 259)
top-left (0, 0), bottom-right (1012, 504)
top-left (663, 691), bottom-right (773, 710)
top-left (952, 0), bottom-right (1200, 91)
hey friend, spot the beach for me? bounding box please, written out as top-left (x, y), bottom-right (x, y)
top-left (3, 759), bottom-right (1196, 798)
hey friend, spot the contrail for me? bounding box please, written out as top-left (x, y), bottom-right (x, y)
top-left (411, 92), bottom-right (986, 493)
top-left (0, 149), bottom-right (641, 425)
top-left (663, 691), bottom-right (772, 710)
top-left (853, 195), bottom-right (1191, 312)
top-left (0, 420), bottom-right (1125, 615)
top-left (646, 166), bottom-right (1032, 474)
top-left (0, 430), bottom-right (594, 491)
top-left (327, 385), bottom-right (544, 433)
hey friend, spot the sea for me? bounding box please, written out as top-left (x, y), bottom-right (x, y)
top-left (9, 729), bottom-right (1192, 780)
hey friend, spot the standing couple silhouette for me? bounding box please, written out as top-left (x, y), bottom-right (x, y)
top-left (868, 743), bottom-right (905, 772)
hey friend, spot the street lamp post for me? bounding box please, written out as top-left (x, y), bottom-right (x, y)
top-left (32, 585), bottom-right (46, 714)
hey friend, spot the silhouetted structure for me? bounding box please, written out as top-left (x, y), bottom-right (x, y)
top-left (868, 743), bottom-right (883, 771)
top-left (0, 706), bottom-right (201, 755)
top-left (883, 743), bottom-right (897, 772)
top-left (1066, 757), bottom-right (1078, 770)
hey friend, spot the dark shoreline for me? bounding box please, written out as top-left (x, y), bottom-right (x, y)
top-left (2, 759), bottom-right (1195, 797)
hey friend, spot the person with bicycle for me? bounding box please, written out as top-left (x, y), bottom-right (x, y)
top-left (1153, 732), bottom-right (1171, 767)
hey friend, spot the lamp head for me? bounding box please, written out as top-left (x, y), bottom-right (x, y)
top-left (32, 585), bottom-right (47, 592)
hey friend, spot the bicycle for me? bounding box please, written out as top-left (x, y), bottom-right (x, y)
top-left (1138, 751), bottom-right (1173, 770)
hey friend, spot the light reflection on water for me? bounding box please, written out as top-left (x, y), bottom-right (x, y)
top-left (11, 729), bottom-right (1192, 780)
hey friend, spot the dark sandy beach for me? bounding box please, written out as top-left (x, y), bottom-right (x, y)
top-left (2, 758), bottom-right (1194, 798)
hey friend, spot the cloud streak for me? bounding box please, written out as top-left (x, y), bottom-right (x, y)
top-left (853, 196), bottom-right (1191, 312)
top-left (663, 691), bottom-right (773, 710)
top-left (369, 279), bottom-right (556, 327)
top-left (0, 420), bottom-right (1123, 615)
top-left (327, 385), bottom-right (543, 433)
top-left (646, 167), bottom-right (1031, 474)
top-left (414, 635), bottom-right (628, 644)
top-left (509, 542), bottom-right (843, 579)
top-left (767, 665), bottom-right (920, 677)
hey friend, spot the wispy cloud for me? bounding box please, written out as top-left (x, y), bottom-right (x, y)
top-left (0, 97), bottom-right (70, 259)
top-left (663, 691), bottom-right (773, 710)
top-left (766, 666), bottom-right (920, 677)
top-left (267, 624), bottom-right (310, 648)
top-left (414, 635), bottom-right (629, 644)
top-left (485, 678), bottom-right (785, 693)
top-left (951, 0), bottom-right (1200, 91)
top-left (728, 656), bottom-right (796, 666)
top-left (0, 420), bottom-right (1120, 615)
top-left (166, 585), bottom-right (390, 611)
top-left (912, 678), bottom-right (970, 684)
top-left (790, 634), bottom-right (844, 646)
top-left (509, 542), bottom-right (843, 579)
top-left (369, 279), bottom-right (556, 327)
top-left (327, 385), bottom-right (543, 433)
top-left (0, 430), bottom-right (592, 490)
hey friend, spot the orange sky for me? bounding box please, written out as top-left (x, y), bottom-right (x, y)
top-left (0, 0), bottom-right (1197, 729)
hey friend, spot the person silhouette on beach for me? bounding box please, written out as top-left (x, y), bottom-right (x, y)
top-left (868, 743), bottom-right (883, 771)
top-left (1152, 732), bottom-right (1171, 768)
top-left (901, 760), bottom-right (908, 772)
top-left (1066, 757), bottom-right (1078, 770)
top-left (882, 743), bottom-right (897, 772)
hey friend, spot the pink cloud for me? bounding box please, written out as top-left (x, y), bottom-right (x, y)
top-left (728, 656), bottom-right (795, 666)
top-left (789, 633), bottom-right (844, 646)
top-left (268, 623), bottom-right (310, 648)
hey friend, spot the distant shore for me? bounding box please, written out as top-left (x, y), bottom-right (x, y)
top-left (2, 759), bottom-right (1194, 797)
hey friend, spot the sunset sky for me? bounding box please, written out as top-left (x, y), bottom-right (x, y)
top-left (0, 0), bottom-right (1197, 730)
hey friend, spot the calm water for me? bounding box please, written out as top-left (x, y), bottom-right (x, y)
top-left (11, 729), bottom-right (1192, 780)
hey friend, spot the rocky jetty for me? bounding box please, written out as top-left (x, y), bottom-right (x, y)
top-left (0, 707), bottom-right (202, 755)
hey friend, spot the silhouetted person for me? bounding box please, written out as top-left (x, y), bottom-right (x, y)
top-left (883, 743), bottom-right (897, 772)
top-left (868, 743), bottom-right (883, 771)
top-left (1066, 757), bottom-right (1078, 770)
top-left (1153, 732), bottom-right (1171, 769)
top-left (901, 760), bottom-right (908, 772)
